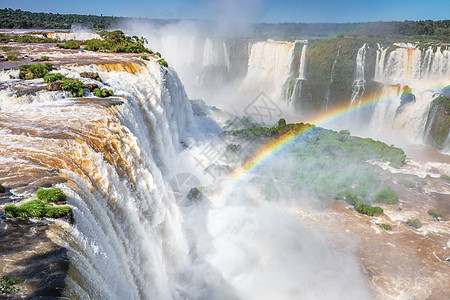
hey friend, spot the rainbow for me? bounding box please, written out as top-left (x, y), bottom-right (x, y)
top-left (228, 85), bottom-right (439, 184)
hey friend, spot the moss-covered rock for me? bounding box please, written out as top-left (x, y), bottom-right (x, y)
top-left (406, 219), bottom-right (422, 229)
top-left (427, 209), bottom-right (443, 218)
top-left (354, 201), bottom-right (383, 216)
top-left (36, 187), bottom-right (66, 203)
top-left (4, 200), bottom-right (71, 219)
top-left (423, 96), bottom-right (450, 150)
top-left (381, 223), bottom-right (392, 230)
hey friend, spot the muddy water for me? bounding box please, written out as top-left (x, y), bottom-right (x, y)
top-left (292, 161), bottom-right (450, 299)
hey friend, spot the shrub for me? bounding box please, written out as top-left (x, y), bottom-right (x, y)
top-left (373, 187), bottom-right (398, 204)
top-left (36, 188), bottom-right (66, 203)
top-left (427, 209), bottom-right (443, 218)
top-left (406, 219), bottom-right (422, 229)
top-left (159, 58), bottom-right (168, 68)
top-left (57, 40), bottom-right (81, 49)
top-left (399, 179), bottom-right (415, 188)
top-left (4, 200), bottom-right (71, 219)
top-left (43, 73), bottom-right (64, 83)
top-left (354, 202), bottom-right (383, 216)
top-left (85, 30), bottom-right (151, 53)
top-left (141, 55), bottom-right (148, 60)
top-left (440, 174), bottom-right (450, 180)
top-left (155, 52), bottom-right (161, 58)
top-left (381, 223), bottom-right (392, 230)
top-left (94, 88), bottom-right (114, 97)
top-left (19, 63), bottom-right (52, 80)
top-left (6, 53), bottom-right (18, 60)
top-left (0, 183), bottom-right (4, 193)
top-left (0, 275), bottom-right (24, 295)
top-left (333, 189), bottom-right (360, 205)
top-left (40, 56), bottom-right (49, 61)
top-left (61, 77), bottom-right (85, 97)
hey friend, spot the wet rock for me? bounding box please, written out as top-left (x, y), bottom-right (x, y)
top-left (46, 80), bottom-right (63, 91)
top-left (85, 83), bottom-right (99, 92)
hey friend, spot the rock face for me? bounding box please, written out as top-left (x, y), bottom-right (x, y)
top-left (424, 96), bottom-right (450, 150)
top-left (46, 80), bottom-right (63, 91)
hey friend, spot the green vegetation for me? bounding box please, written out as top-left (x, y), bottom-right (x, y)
top-left (399, 179), bottom-right (416, 188)
top-left (1, 46), bottom-right (14, 51)
top-left (18, 63), bottom-right (52, 80)
top-left (300, 38), bottom-right (383, 112)
top-left (1, 9), bottom-right (448, 42)
top-left (43, 72), bottom-right (64, 83)
top-left (1, 275), bottom-right (24, 295)
top-left (0, 183), bottom-right (5, 193)
top-left (40, 55), bottom-right (49, 61)
top-left (6, 53), bottom-right (18, 60)
top-left (381, 223), bottom-right (392, 230)
top-left (333, 189), bottom-right (360, 205)
top-left (229, 119), bottom-right (406, 202)
top-left (57, 40), bottom-right (81, 49)
top-left (94, 88), bottom-right (114, 97)
top-left (440, 174), bottom-right (450, 180)
top-left (406, 219), bottom-right (422, 229)
top-left (155, 52), bottom-right (161, 58)
top-left (83, 30), bottom-right (151, 53)
top-left (4, 200), bottom-right (71, 219)
top-left (373, 187), bottom-right (398, 204)
top-left (423, 97), bottom-right (450, 150)
top-left (60, 77), bottom-right (85, 97)
top-left (354, 201), bottom-right (383, 216)
top-left (0, 33), bottom-right (58, 43)
top-left (80, 72), bottom-right (102, 82)
top-left (141, 55), bottom-right (149, 60)
top-left (159, 58), bottom-right (168, 68)
top-left (36, 188), bottom-right (66, 203)
top-left (427, 209), bottom-right (443, 218)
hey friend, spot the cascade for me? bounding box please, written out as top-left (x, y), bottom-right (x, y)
top-left (366, 44), bottom-right (450, 147)
top-left (324, 45), bottom-right (341, 110)
top-left (234, 40), bottom-right (296, 119)
top-left (289, 44), bottom-right (307, 107)
top-left (0, 61), bottom-right (196, 299)
top-left (350, 44), bottom-right (367, 106)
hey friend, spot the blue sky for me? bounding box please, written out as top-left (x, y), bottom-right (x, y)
top-left (2, 0), bottom-right (449, 23)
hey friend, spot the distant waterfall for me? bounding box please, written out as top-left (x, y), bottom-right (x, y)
top-left (234, 40), bottom-right (296, 120)
top-left (289, 44), bottom-right (307, 107)
top-left (350, 44), bottom-right (367, 106)
top-left (325, 46), bottom-right (341, 110)
top-left (375, 45), bottom-right (449, 86)
top-left (365, 44), bottom-right (450, 147)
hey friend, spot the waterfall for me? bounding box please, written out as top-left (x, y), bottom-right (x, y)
top-left (289, 44), bottom-right (307, 107)
top-left (375, 45), bottom-right (449, 86)
top-left (366, 44), bottom-right (450, 148)
top-left (374, 43), bottom-right (388, 82)
top-left (0, 61), bottom-right (196, 299)
top-left (234, 40), bottom-right (296, 119)
top-left (350, 44), bottom-right (367, 106)
top-left (324, 46), bottom-right (341, 110)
